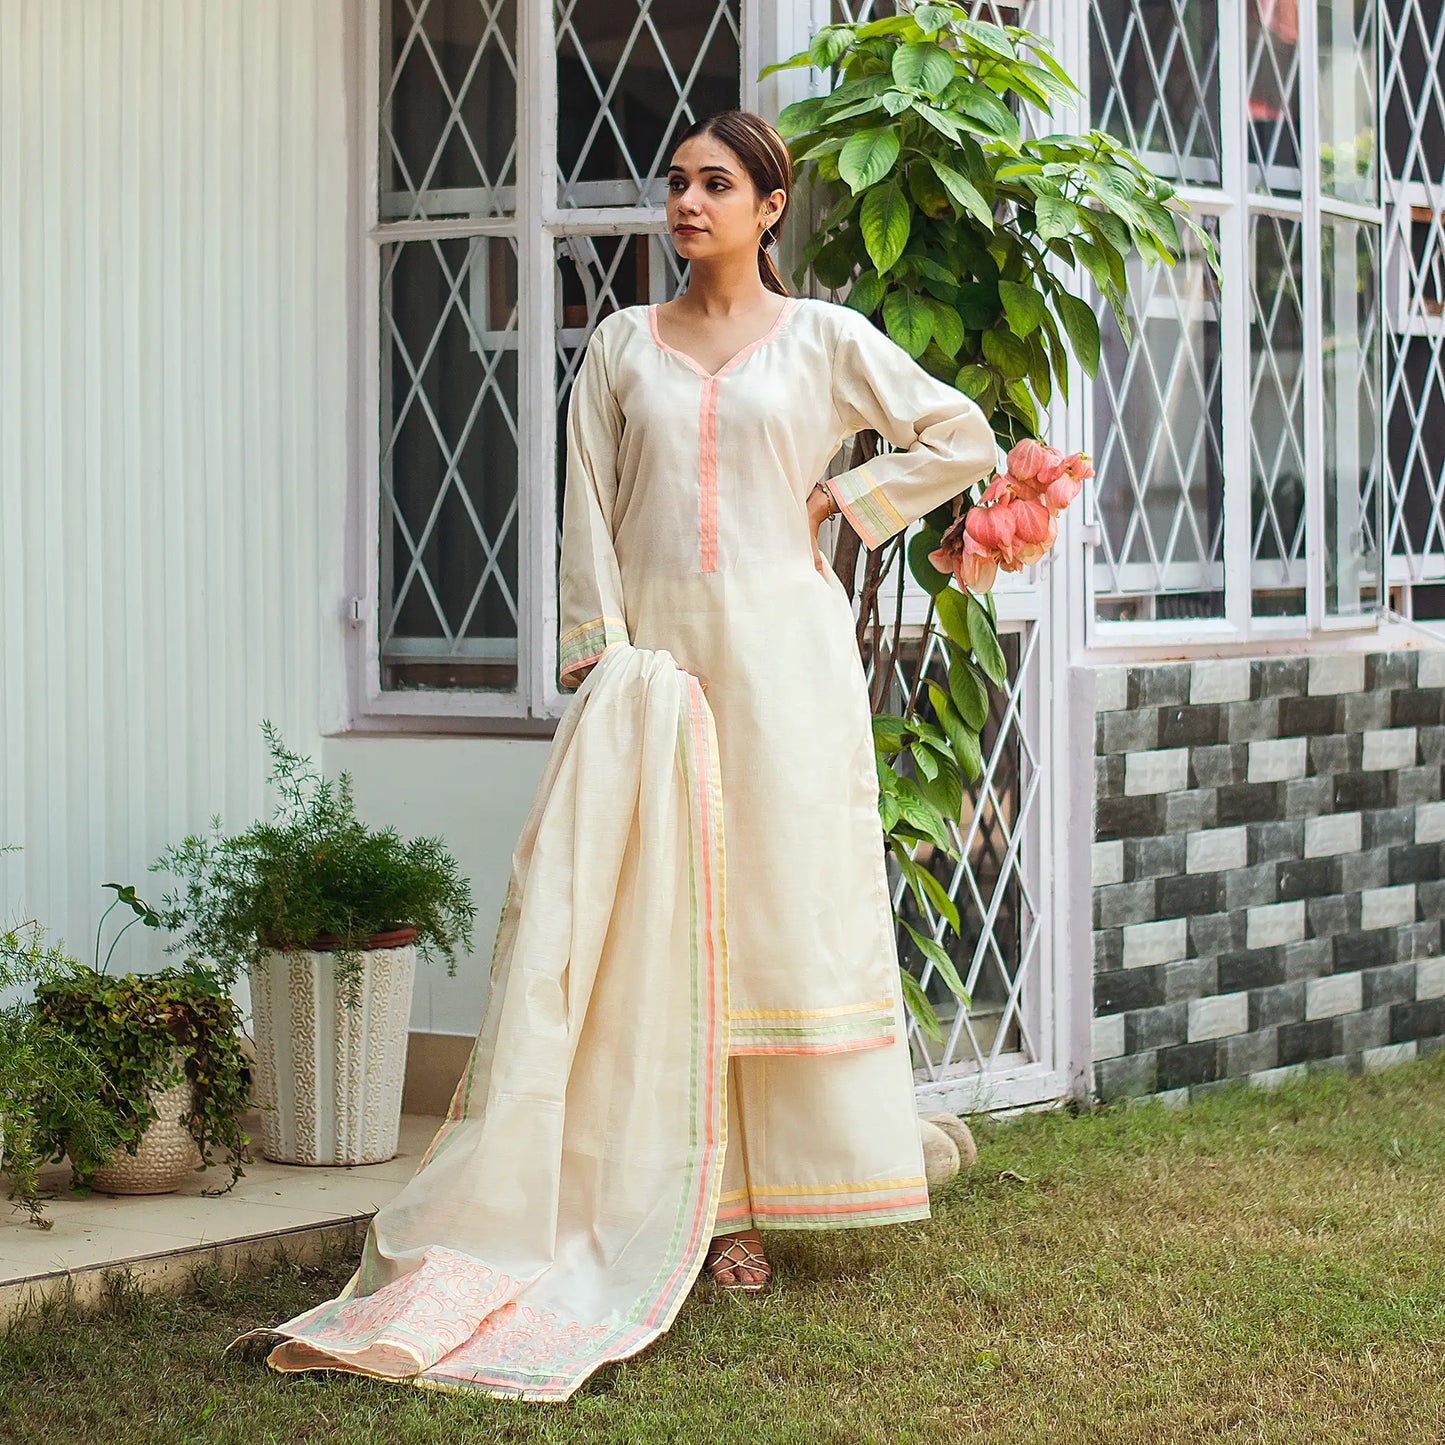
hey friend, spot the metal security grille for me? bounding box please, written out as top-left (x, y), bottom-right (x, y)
top-left (556, 0), bottom-right (741, 207)
top-left (1249, 211), bottom-right (1307, 613)
top-left (1086, 0), bottom-right (1386, 635)
top-left (380, 235), bottom-right (522, 689)
top-left (369, 0), bottom-right (740, 712)
top-left (1382, 0), bottom-right (1445, 616)
top-left (1089, 0), bottom-right (1222, 186)
top-left (866, 626), bottom-right (1046, 1100)
top-left (380, 0), bottom-right (518, 223)
top-left (1092, 219), bottom-right (1226, 621)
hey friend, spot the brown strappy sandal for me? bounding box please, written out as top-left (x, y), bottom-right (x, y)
top-left (702, 1229), bottom-right (772, 1292)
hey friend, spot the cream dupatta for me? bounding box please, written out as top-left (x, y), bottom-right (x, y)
top-left (227, 645), bottom-right (729, 1400)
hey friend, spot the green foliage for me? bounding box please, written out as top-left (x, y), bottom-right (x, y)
top-left (0, 918), bottom-right (122, 1226)
top-left (151, 721), bottom-right (478, 1009)
top-left (766, 6), bottom-right (1219, 1038)
top-left (32, 955), bottom-right (253, 1197)
top-left (772, 5), bottom-right (1218, 446)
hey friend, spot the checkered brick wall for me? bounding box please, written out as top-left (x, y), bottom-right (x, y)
top-left (1091, 649), bottom-right (1445, 1102)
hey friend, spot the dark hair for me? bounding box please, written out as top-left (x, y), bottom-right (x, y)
top-left (669, 109), bottom-right (793, 296)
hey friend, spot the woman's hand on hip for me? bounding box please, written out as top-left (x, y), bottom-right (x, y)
top-left (806, 482), bottom-right (836, 574)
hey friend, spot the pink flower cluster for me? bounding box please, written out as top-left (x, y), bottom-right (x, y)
top-left (927, 439), bottom-right (1094, 594)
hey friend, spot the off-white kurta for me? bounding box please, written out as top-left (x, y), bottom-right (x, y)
top-left (228, 297), bottom-right (999, 1403)
top-left (558, 295), bottom-right (998, 1054)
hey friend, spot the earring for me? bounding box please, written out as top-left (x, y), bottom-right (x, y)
top-left (760, 225), bottom-right (775, 249)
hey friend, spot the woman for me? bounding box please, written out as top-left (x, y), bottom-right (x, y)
top-left (229, 109), bottom-right (997, 1400)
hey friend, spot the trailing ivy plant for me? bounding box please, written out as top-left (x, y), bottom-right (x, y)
top-left (0, 911), bottom-right (121, 1227)
top-left (32, 944), bottom-right (254, 1198)
top-left (151, 720), bottom-right (478, 1009)
top-left (763, 5), bottom-right (1220, 1042)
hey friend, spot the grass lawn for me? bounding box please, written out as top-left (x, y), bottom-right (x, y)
top-left (3, 1055), bottom-right (1444, 1444)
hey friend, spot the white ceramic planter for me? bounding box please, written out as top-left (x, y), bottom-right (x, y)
top-left (90, 1045), bottom-right (203, 1195)
top-left (247, 940), bottom-right (416, 1166)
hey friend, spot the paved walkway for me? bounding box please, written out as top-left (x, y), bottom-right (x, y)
top-left (0, 1109), bottom-right (443, 1323)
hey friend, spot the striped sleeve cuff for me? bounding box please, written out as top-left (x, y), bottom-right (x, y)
top-left (822, 464), bottom-right (909, 551)
top-left (558, 615), bottom-right (629, 689)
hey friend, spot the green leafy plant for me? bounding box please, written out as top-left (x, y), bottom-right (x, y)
top-left (151, 720), bottom-right (478, 1008)
top-left (32, 940), bottom-right (253, 1197)
top-left (765, 6), bottom-right (1220, 1042)
top-left (0, 912), bottom-right (122, 1227)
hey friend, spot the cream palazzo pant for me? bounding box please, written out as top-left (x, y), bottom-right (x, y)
top-left (712, 973), bottom-right (933, 1234)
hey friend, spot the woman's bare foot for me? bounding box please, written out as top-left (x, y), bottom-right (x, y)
top-left (702, 1226), bottom-right (771, 1290)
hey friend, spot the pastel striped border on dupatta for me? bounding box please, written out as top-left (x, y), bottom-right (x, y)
top-left (415, 668), bottom-right (731, 1400)
top-left (230, 658), bottom-right (732, 1403)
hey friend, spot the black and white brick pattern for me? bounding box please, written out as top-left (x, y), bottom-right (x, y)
top-left (1091, 649), bottom-right (1445, 1102)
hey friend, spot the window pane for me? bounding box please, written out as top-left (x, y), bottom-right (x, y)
top-left (380, 237), bottom-right (521, 692)
top-left (1250, 214), bottom-right (1308, 616)
top-left (1322, 218), bottom-right (1384, 615)
top-left (1247, 0), bottom-right (1303, 194)
top-left (1319, 0), bottom-right (1380, 204)
top-left (380, 0), bottom-right (517, 221)
top-left (1090, 0), bottom-right (1222, 188)
top-left (1092, 219), bottom-right (1226, 622)
top-left (831, 2), bottom-right (1029, 20)
top-left (1383, 0), bottom-right (1445, 188)
top-left (556, 0), bottom-right (741, 208)
top-left (1385, 215), bottom-right (1445, 580)
top-left (871, 628), bottom-right (1040, 1079)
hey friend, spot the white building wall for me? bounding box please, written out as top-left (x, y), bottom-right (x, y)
top-left (0, 0), bottom-right (529, 1033)
top-left (0, 0), bottom-right (339, 965)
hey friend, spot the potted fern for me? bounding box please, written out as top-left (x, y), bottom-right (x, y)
top-left (766, 5), bottom-right (1220, 1041)
top-left (152, 721), bottom-right (477, 1167)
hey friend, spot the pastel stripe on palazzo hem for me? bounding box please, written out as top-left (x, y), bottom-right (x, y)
top-left (714, 1182), bottom-right (931, 1231)
top-left (728, 997), bottom-right (897, 1053)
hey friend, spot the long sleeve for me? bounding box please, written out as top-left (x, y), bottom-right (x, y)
top-left (823, 310), bottom-right (999, 550)
top-left (557, 322), bottom-right (630, 691)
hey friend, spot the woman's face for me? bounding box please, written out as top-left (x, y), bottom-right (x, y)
top-left (665, 133), bottom-right (785, 264)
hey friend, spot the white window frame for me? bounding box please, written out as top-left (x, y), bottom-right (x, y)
top-left (344, 0), bottom-right (811, 732)
top-left (1075, 0), bottom-right (1387, 651)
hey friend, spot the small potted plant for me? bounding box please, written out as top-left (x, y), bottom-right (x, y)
top-left (151, 721), bottom-right (477, 1167)
top-left (30, 883), bottom-right (253, 1197)
top-left (0, 912), bottom-right (121, 1227)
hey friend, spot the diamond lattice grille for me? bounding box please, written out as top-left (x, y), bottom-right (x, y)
top-left (555, 0), bottom-right (741, 208)
top-left (381, 236), bottom-right (521, 690)
top-left (831, 1), bottom-right (1031, 22)
top-left (1246, 0), bottom-right (1302, 193)
top-left (1249, 212), bottom-right (1308, 610)
top-left (1383, 0), bottom-right (1445, 589)
top-left (1091, 219), bottom-right (1226, 620)
top-left (381, 0), bottom-right (518, 221)
top-left (1091, 0), bottom-right (1222, 186)
top-left (1320, 0), bottom-right (1381, 205)
top-left (1323, 219), bottom-right (1384, 610)
top-left (863, 627), bottom-right (1044, 1084)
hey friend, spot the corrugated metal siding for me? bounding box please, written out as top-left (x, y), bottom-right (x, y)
top-left (0, 0), bottom-right (348, 963)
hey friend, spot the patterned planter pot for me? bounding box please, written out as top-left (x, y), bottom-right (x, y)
top-left (90, 1045), bottom-right (203, 1196)
top-left (248, 930), bottom-right (417, 1166)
